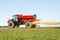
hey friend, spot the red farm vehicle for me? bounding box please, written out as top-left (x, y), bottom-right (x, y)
top-left (7, 14), bottom-right (37, 28)
top-left (7, 14), bottom-right (60, 28)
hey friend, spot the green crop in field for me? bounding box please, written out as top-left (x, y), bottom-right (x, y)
top-left (0, 27), bottom-right (60, 40)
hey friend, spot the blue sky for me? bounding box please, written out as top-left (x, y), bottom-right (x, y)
top-left (0, 0), bottom-right (60, 26)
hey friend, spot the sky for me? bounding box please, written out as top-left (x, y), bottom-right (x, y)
top-left (0, 0), bottom-right (60, 26)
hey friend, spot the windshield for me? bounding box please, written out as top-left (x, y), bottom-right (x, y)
top-left (12, 15), bottom-right (18, 22)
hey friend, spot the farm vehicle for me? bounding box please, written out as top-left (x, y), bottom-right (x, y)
top-left (7, 14), bottom-right (37, 28)
top-left (7, 14), bottom-right (60, 28)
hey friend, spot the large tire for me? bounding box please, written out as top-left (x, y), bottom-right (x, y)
top-left (31, 24), bottom-right (36, 28)
top-left (8, 22), bottom-right (15, 28)
top-left (25, 22), bottom-right (36, 28)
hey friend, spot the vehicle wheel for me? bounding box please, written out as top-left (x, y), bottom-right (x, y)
top-left (8, 22), bottom-right (15, 28)
top-left (30, 24), bottom-right (36, 28)
top-left (25, 22), bottom-right (36, 28)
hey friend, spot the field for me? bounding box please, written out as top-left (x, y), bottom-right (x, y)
top-left (0, 27), bottom-right (60, 40)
